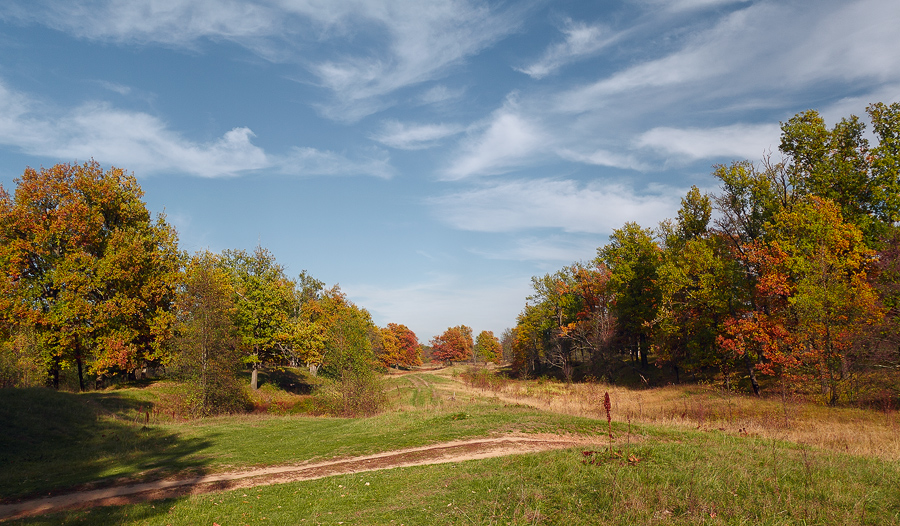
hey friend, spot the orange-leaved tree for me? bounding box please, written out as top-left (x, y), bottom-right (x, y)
top-left (430, 325), bottom-right (473, 364)
top-left (0, 162), bottom-right (181, 390)
top-left (386, 323), bottom-right (421, 367)
top-left (718, 197), bottom-right (882, 402)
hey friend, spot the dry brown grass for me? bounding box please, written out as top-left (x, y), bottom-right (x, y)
top-left (443, 367), bottom-right (900, 461)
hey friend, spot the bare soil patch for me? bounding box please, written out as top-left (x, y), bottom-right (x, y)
top-left (0, 434), bottom-right (596, 521)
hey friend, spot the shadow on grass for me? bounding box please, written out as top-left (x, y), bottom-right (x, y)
top-left (236, 366), bottom-right (318, 395)
top-left (0, 388), bottom-right (214, 503)
top-left (6, 498), bottom-right (184, 526)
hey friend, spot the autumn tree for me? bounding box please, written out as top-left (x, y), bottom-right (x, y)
top-left (474, 330), bottom-right (501, 364)
top-left (222, 246), bottom-right (297, 389)
top-left (372, 325), bottom-right (402, 369)
top-left (598, 222), bottom-right (662, 369)
top-left (0, 162), bottom-right (181, 390)
top-left (386, 323), bottom-right (421, 367)
top-left (303, 286), bottom-right (384, 415)
top-left (769, 197), bottom-right (881, 403)
top-left (779, 104), bottom-right (900, 244)
top-left (654, 187), bottom-right (740, 383)
top-left (500, 328), bottom-right (515, 363)
top-left (511, 305), bottom-right (544, 376)
top-left (430, 325), bottom-right (473, 364)
top-left (172, 251), bottom-right (247, 415)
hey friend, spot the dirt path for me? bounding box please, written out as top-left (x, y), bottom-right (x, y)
top-left (0, 434), bottom-right (595, 521)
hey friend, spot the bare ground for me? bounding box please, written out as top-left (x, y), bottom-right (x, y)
top-left (0, 434), bottom-right (597, 521)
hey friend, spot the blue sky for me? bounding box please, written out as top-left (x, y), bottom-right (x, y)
top-left (1, 0), bottom-right (898, 341)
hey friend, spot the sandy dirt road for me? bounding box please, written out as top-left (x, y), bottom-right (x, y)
top-left (0, 434), bottom-right (596, 521)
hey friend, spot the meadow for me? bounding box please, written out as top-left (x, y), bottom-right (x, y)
top-left (1, 367), bottom-right (898, 525)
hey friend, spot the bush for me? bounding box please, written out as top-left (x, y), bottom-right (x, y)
top-left (313, 371), bottom-right (388, 417)
top-left (173, 377), bottom-right (251, 417)
top-left (0, 331), bottom-right (44, 388)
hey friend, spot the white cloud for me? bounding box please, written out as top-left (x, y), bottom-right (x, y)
top-left (557, 45), bottom-right (719, 113)
top-left (558, 1), bottom-right (900, 115)
top-left (471, 235), bottom-right (601, 263)
top-left (418, 85), bottom-right (466, 105)
top-left (429, 178), bottom-right (680, 234)
top-left (636, 123), bottom-right (781, 161)
top-left (372, 120), bottom-right (463, 150)
top-left (637, 0), bottom-right (752, 12)
top-left (1, 1), bottom-right (524, 121)
top-left (517, 19), bottom-right (616, 79)
top-left (444, 104), bottom-right (548, 179)
top-left (94, 80), bottom-right (132, 95)
top-left (306, 1), bottom-right (523, 120)
top-left (786, 0), bottom-right (900, 87)
top-left (277, 146), bottom-right (394, 179)
top-left (556, 148), bottom-right (649, 171)
top-left (0, 0), bottom-right (279, 47)
top-left (0, 79), bottom-right (396, 179)
top-left (0, 82), bottom-right (268, 177)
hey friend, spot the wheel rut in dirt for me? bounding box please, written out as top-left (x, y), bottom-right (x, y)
top-left (0, 434), bottom-right (595, 521)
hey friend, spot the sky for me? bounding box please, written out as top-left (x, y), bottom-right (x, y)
top-left (1, 0), bottom-right (899, 342)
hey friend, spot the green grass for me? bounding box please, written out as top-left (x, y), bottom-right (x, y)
top-left (10, 431), bottom-right (900, 525)
top-left (3, 371), bottom-right (900, 525)
top-left (0, 375), bottom-right (603, 501)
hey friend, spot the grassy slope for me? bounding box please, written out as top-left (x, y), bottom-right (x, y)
top-left (3, 369), bottom-right (900, 525)
top-left (0, 373), bottom-right (599, 501)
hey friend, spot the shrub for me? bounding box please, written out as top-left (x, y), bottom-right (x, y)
top-left (313, 371), bottom-right (388, 417)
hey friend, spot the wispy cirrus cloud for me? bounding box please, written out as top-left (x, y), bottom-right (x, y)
top-left (0, 0), bottom-right (280, 48)
top-left (516, 18), bottom-right (616, 79)
top-left (0, 80), bottom-right (267, 177)
top-left (429, 178), bottom-right (680, 234)
top-left (0, 0), bottom-right (525, 122)
top-left (0, 79), bottom-right (394, 178)
top-left (443, 101), bottom-right (548, 180)
top-left (372, 120), bottom-right (464, 150)
top-left (278, 146), bottom-right (394, 179)
top-left (637, 0), bottom-right (752, 13)
top-left (557, 1), bottom-right (900, 115)
top-left (636, 123), bottom-right (781, 161)
top-left (470, 235), bottom-right (603, 263)
top-left (307, 1), bottom-right (525, 121)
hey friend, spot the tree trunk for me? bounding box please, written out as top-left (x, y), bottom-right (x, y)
top-left (49, 361), bottom-right (60, 390)
top-left (251, 364), bottom-right (259, 390)
top-left (76, 353), bottom-right (85, 392)
top-left (639, 334), bottom-right (649, 369)
top-left (745, 354), bottom-right (760, 396)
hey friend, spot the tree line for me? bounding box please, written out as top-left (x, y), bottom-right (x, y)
top-left (0, 162), bottom-right (423, 413)
top-left (509, 103), bottom-right (900, 405)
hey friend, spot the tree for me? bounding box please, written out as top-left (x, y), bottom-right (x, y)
top-left (0, 162), bottom-right (181, 390)
top-left (654, 187), bottom-right (740, 383)
top-left (386, 323), bottom-right (421, 367)
top-left (304, 286), bottom-right (384, 416)
top-left (500, 328), bottom-right (515, 363)
top-left (222, 246), bottom-right (297, 389)
top-left (598, 222), bottom-right (662, 369)
top-left (769, 197), bottom-right (881, 403)
top-left (474, 330), bottom-right (501, 364)
top-left (372, 325), bottom-right (402, 369)
top-left (430, 325), bottom-right (473, 364)
top-left (301, 286), bottom-right (376, 377)
top-left (718, 197), bottom-right (881, 402)
top-left (779, 104), bottom-right (900, 244)
top-left (172, 251), bottom-right (247, 415)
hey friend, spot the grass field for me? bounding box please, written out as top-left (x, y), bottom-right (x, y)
top-left (2, 367), bottom-right (899, 525)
